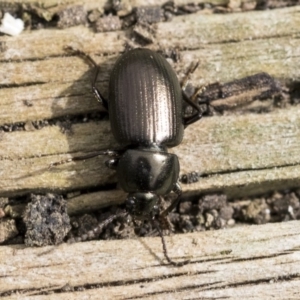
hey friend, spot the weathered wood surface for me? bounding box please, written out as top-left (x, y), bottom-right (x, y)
top-left (2, 106), bottom-right (300, 200)
top-left (1, 2), bottom-right (300, 300)
top-left (5, 0), bottom-right (294, 16)
top-left (1, 32), bottom-right (299, 123)
top-left (1, 5), bottom-right (300, 201)
top-left (0, 221), bottom-right (299, 299)
top-left (3, 0), bottom-right (249, 13)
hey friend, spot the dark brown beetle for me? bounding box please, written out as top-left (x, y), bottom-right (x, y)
top-left (62, 48), bottom-right (205, 265)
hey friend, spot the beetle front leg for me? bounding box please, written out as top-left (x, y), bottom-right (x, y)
top-left (160, 182), bottom-right (182, 218)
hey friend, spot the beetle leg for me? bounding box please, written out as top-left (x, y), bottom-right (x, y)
top-left (183, 113), bottom-right (203, 126)
top-left (91, 67), bottom-right (109, 111)
top-left (67, 210), bottom-right (128, 243)
top-left (65, 46), bottom-right (109, 110)
top-left (160, 182), bottom-right (182, 218)
top-left (181, 61), bottom-right (213, 126)
top-left (182, 92), bottom-right (205, 126)
top-left (181, 63), bottom-right (205, 127)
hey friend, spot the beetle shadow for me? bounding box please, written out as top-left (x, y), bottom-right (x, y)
top-left (48, 54), bottom-right (120, 193)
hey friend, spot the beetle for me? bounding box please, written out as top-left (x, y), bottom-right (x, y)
top-left (60, 48), bottom-right (206, 265)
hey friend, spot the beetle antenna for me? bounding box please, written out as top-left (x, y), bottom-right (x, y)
top-left (67, 210), bottom-right (128, 243)
top-left (153, 219), bottom-right (190, 267)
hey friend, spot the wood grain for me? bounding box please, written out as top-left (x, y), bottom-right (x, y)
top-left (0, 221), bottom-right (299, 299)
top-left (3, 105), bottom-right (300, 219)
top-left (0, 4), bottom-right (299, 204)
top-left (1, 7), bottom-right (300, 125)
top-left (1, 2), bottom-right (300, 299)
top-left (1, 106), bottom-right (300, 197)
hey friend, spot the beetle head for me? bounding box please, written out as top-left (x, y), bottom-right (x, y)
top-left (125, 192), bottom-right (159, 220)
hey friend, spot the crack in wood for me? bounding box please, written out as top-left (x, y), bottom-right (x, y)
top-left (0, 82), bottom-right (47, 89)
top-left (218, 252), bottom-right (290, 264)
top-left (200, 163), bottom-right (300, 178)
top-left (0, 270), bottom-right (217, 297)
top-left (200, 273), bottom-right (300, 292)
top-left (124, 281), bottom-right (224, 299)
